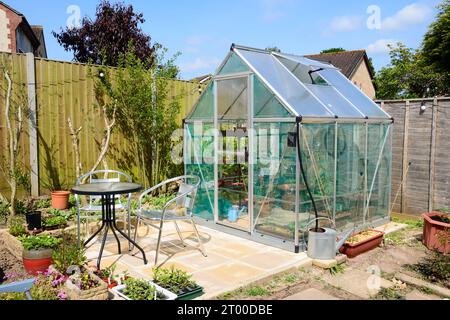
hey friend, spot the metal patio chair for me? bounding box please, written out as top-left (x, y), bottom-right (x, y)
top-left (75, 170), bottom-right (133, 246)
top-left (133, 175), bottom-right (207, 266)
top-left (0, 278), bottom-right (35, 300)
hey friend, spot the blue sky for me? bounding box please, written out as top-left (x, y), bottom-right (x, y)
top-left (6, 0), bottom-right (440, 80)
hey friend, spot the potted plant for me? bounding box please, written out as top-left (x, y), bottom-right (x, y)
top-left (422, 211), bottom-right (450, 254)
top-left (51, 191), bottom-right (71, 210)
top-left (65, 269), bottom-right (108, 300)
top-left (112, 278), bottom-right (177, 300)
top-left (152, 267), bottom-right (204, 300)
top-left (19, 234), bottom-right (62, 275)
top-left (95, 264), bottom-right (131, 289)
top-left (43, 215), bottom-right (68, 231)
top-left (339, 229), bottom-right (385, 258)
top-left (22, 199), bottom-right (42, 232)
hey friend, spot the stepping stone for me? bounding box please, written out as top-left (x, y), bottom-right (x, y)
top-left (284, 288), bottom-right (339, 300)
top-left (405, 290), bottom-right (442, 301)
top-left (322, 269), bottom-right (394, 299)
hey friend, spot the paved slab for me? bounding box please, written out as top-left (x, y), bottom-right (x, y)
top-left (322, 268), bottom-right (394, 299)
top-left (284, 288), bottom-right (340, 300)
top-left (405, 290), bottom-right (442, 301)
top-left (375, 222), bottom-right (407, 235)
top-left (84, 221), bottom-right (312, 299)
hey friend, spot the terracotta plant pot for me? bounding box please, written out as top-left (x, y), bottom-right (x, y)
top-left (339, 230), bottom-right (385, 258)
top-left (51, 191), bottom-right (70, 210)
top-left (422, 212), bottom-right (450, 254)
top-left (23, 248), bottom-right (53, 275)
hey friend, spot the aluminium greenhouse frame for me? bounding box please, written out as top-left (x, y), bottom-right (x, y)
top-left (184, 44), bottom-right (393, 252)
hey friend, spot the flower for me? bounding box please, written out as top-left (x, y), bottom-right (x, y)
top-left (58, 290), bottom-right (68, 300)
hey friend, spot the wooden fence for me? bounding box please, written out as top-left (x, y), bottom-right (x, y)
top-left (0, 52), bottom-right (203, 196)
top-left (380, 98), bottom-right (450, 216)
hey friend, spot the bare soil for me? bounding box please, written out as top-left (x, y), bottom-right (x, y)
top-left (0, 247), bottom-right (24, 283)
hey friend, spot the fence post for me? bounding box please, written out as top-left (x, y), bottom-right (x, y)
top-left (401, 101), bottom-right (410, 213)
top-left (428, 98), bottom-right (438, 212)
top-left (26, 53), bottom-right (39, 197)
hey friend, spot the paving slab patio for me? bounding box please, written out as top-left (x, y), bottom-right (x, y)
top-left (84, 221), bottom-right (312, 299)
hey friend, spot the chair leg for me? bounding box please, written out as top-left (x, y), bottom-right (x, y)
top-left (132, 216), bottom-right (141, 252)
top-left (174, 221), bottom-right (186, 247)
top-left (190, 218), bottom-right (207, 257)
top-left (155, 221), bottom-right (164, 266)
top-left (77, 208), bottom-right (81, 247)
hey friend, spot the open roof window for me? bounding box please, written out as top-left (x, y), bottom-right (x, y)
top-left (275, 55), bottom-right (329, 86)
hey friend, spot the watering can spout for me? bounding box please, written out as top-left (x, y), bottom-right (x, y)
top-left (336, 228), bottom-right (356, 252)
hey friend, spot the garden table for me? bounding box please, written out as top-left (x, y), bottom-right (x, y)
top-left (71, 182), bottom-right (148, 269)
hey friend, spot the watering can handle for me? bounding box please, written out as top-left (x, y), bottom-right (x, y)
top-left (302, 217), bottom-right (336, 250)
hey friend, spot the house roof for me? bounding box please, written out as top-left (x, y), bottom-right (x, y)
top-left (304, 50), bottom-right (373, 80)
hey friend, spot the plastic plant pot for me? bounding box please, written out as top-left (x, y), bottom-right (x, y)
top-left (51, 191), bottom-right (70, 210)
top-left (422, 212), bottom-right (450, 254)
top-left (339, 230), bottom-right (385, 258)
top-left (26, 211), bottom-right (42, 231)
top-left (22, 248), bottom-right (53, 275)
top-left (175, 286), bottom-right (204, 301)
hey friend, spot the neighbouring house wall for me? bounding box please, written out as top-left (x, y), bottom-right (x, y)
top-left (380, 98), bottom-right (450, 216)
top-left (0, 5), bottom-right (22, 53)
top-left (350, 61), bottom-right (376, 99)
top-left (0, 9), bottom-right (10, 52)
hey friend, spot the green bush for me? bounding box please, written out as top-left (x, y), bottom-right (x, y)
top-left (0, 201), bottom-right (10, 224)
top-left (8, 216), bottom-right (27, 237)
top-left (19, 234), bottom-right (62, 251)
top-left (36, 199), bottom-right (51, 209)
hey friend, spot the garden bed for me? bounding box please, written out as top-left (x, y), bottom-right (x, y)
top-left (0, 248), bottom-right (24, 282)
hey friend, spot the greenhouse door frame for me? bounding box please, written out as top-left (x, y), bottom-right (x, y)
top-left (213, 72), bottom-right (255, 234)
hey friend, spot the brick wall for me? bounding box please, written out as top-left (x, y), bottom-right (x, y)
top-left (0, 4), bottom-right (22, 53)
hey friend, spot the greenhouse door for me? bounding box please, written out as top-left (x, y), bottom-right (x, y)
top-left (214, 73), bottom-right (253, 233)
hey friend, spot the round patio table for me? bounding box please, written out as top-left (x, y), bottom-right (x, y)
top-left (71, 182), bottom-right (148, 269)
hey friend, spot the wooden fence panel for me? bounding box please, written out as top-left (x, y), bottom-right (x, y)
top-left (380, 98), bottom-right (450, 216)
top-left (0, 52), bottom-right (203, 196)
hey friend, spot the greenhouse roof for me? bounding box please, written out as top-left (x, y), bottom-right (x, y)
top-left (228, 45), bottom-right (390, 120)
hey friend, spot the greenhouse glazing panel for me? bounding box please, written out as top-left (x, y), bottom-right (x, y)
top-left (319, 69), bottom-right (389, 118)
top-left (218, 52), bottom-right (250, 75)
top-left (188, 82), bottom-right (214, 120)
top-left (235, 49), bottom-right (334, 118)
top-left (366, 124), bottom-right (392, 223)
top-left (253, 122), bottom-right (297, 240)
top-left (305, 84), bottom-right (364, 118)
top-left (253, 76), bottom-right (292, 118)
top-left (185, 122), bottom-right (215, 220)
top-left (299, 124), bottom-right (336, 227)
top-left (335, 124), bottom-right (366, 231)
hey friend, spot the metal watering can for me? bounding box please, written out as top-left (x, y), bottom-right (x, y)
top-left (304, 218), bottom-right (355, 260)
top-left (228, 206), bottom-right (247, 223)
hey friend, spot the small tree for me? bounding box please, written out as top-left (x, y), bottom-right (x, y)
top-left (0, 67), bottom-right (29, 216)
top-left (98, 47), bottom-right (181, 188)
top-left (53, 0), bottom-right (156, 68)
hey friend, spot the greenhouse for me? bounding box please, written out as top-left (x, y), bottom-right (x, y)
top-left (184, 44), bottom-right (393, 252)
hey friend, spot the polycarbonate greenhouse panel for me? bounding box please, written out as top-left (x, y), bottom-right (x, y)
top-left (274, 52), bottom-right (337, 70)
top-left (185, 123), bottom-right (215, 220)
top-left (304, 84), bottom-right (364, 118)
top-left (187, 82), bottom-right (214, 120)
top-left (318, 69), bottom-right (390, 119)
top-left (253, 76), bottom-right (293, 118)
top-left (253, 122), bottom-right (297, 240)
top-left (218, 52), bottom-right (250, 75)
top-left (235, 48), bottom-right (335, 118)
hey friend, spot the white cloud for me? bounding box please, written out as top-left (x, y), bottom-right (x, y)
top-left (381, 3), bottom-right (432, 31)
top-left (180, 57), bottom-right (221, 73)
top-left (329, 15), bottom-right (364, 32)
top-left (366, 39), bottom-right (398, 54)
top-left (261, 0), bottom-right (291, 22)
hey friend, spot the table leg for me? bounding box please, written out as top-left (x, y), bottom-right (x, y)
top-left (111, 198), bottom-right (147, 265)
top-left (97, 220), bottom-right (110, 270)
